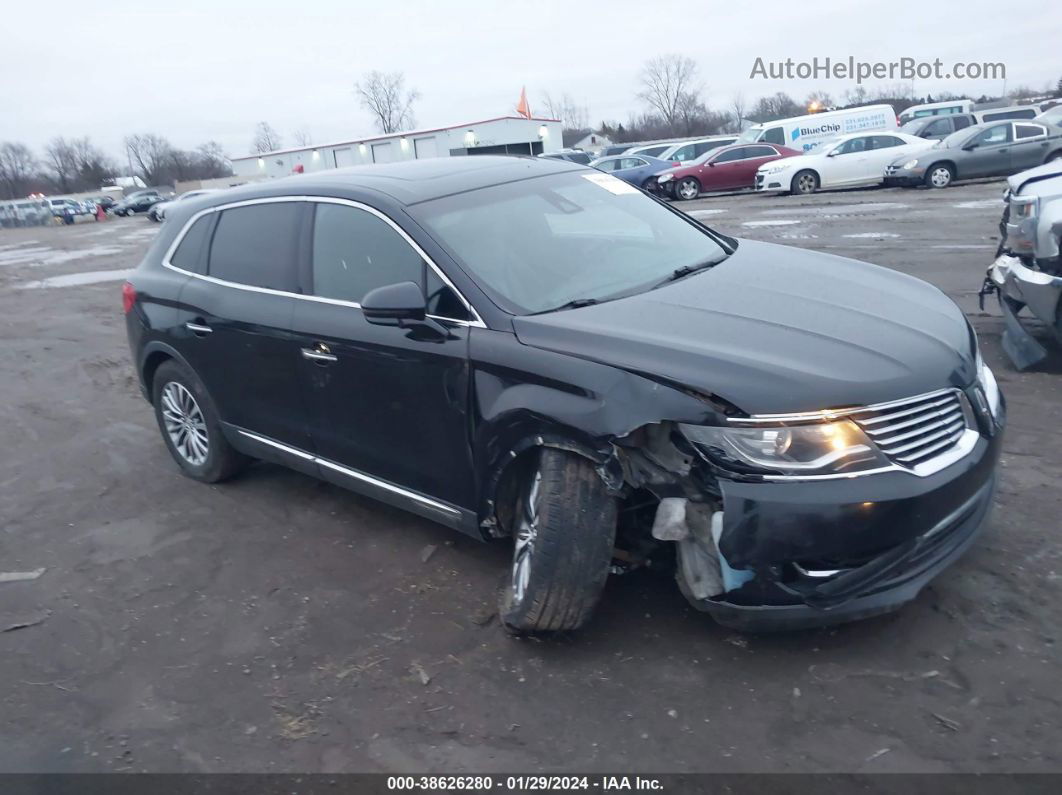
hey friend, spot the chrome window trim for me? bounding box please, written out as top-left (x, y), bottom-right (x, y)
top-left (161, 195), bottom-right (486, 328)
top-left (237, 429), bottom-right (460, 516)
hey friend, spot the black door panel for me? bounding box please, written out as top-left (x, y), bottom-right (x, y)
top-left (291, 300), bottom-right (473, 509)
top-left (174, 281), bottom-right (309, 450)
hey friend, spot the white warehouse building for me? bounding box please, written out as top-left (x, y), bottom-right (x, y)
top-left (231, 115), bottom-right (563, 179)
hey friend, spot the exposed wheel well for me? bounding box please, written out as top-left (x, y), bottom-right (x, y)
top-left (141, 351), bottom-right (174, 403)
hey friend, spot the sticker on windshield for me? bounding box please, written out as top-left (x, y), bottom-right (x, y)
top-left (581, 172), bottom-right (639, 195)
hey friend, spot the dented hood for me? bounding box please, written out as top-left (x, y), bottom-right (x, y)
top-left (512, 239), bottom-right (975, 415)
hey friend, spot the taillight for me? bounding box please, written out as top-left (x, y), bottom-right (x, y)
top-left (122, 281), bottom-right (136, 314)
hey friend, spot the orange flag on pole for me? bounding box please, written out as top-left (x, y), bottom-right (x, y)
top-left (516, 87), bottom-right (532, 119)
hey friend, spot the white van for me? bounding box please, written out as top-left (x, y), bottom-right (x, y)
top-left (898, 100), bottom-right (974, 125)
top-left (738, 104), bottom-right (897, 153)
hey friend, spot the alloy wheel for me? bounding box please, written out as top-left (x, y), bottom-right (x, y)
top-left (160, 381), bottom-right (209, 466)
top-left (511, 469), bottom-right (542, 605)
top-left (678, 179), bottom-right (699, 200)
top-left (797, 173), bottom-right (817, 193)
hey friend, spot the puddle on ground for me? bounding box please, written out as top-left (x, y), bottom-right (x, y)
top-left (0, 245), bottom-right (126, 267)
top-left (16, 268), bottom-right (133, 289)
top-left (953, 199), bottom-right (1002, 209)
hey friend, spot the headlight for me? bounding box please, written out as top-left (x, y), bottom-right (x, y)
top-left (975, 350), bottom-right (1001, 419)
top-left (657, 173), bottom-right (674, 183)
top-left (901, 159), bottom-right (919, 170)
top-left (679, 419), bottom-right (890, 477)
top-left (1011, 196), bottom-right (1038, 219)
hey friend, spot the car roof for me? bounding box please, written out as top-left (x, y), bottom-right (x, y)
top-left (199, 156), bottom-right (586, 206)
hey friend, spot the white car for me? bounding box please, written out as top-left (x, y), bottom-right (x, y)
top-left (755, 132), bottom-right (935, 195)
top-left (148, 189), bottom-right (218, 222)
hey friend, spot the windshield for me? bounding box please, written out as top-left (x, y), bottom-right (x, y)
top-left (736, 127), bottom-right (762, 143)
top-left (412, 171), bottom-right (730, 314)
top-left (937, 128), bottom-right (975, 149)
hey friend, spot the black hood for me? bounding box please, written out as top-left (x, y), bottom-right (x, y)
top-left (512, 239), bottom-right (976, 415)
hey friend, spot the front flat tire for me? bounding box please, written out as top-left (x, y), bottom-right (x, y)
top-left (499, 448), bottom-right (617, 633)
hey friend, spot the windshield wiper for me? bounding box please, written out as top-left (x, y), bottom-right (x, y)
top-left (661, 259), bottom-right (719, 284)
top-left (545, 297), bottom-right (599, 312)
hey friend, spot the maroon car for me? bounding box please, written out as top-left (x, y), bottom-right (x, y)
top-left (659, 143), bottom-right (802, 200)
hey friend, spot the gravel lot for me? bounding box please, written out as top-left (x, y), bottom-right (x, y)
top-left (1, 181), bottom-right (1059, 774)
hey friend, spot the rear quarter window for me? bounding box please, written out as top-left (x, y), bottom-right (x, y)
top-left (169, 215), bottom-right (214, 274)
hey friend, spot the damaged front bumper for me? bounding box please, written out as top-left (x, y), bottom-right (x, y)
top-left (663, 408), bottom-right (1004, 632)
top-left (982, 254), bottom-right (1062, 369)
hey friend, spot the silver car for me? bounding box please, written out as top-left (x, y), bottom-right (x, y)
top-left (884, 120), bottom-right (1062, 188)
top-left (980, 161), bottom-right (1062, 369)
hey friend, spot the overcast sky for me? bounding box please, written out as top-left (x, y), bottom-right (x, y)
top-left (3, 0), bottom-right (1057, 163)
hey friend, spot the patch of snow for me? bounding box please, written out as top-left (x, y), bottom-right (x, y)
top-left (843, 232), bottom-right (900, 239)
top-left (742, 219), bottom-right (801, 227)
top-left (16, 268), bottom-right (133, 289)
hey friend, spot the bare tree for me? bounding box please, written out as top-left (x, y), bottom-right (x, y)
top-left (195, 141), bottom-right (232, 178)
top-left (355, 71), bottom-right (419, 133)
top-left (252, 122), bottom-right (283, 154)
top-left (637, 55), bottom-right (702, 131)
top-left (125, 133), bottom-right (174, 186)
top-left (749, 92), bottom-right (803, 122)
top-left (842, 86), bottom-right (869, 107)
top-left (0, 142), bottom-right (38, 199)
top-left (292, 128), bottom-right (313, 147)
top-left (541, 92), bottom-right (590, 132)
top-left (69, 137), bottom-right (115, 190)
top-left (728, 93), bottom-right (747, 133)
top-left (44, 137), bottom-right (79, 193)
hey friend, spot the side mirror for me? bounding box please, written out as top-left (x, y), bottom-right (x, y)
top-left (826, 149), bottom-right (838, 157)
top-left (706, 161), bottom-right (716, 167)
top-left (962, 143), bottom-right (978, 151)
top-left (362, 281), bottom-right (426, 324)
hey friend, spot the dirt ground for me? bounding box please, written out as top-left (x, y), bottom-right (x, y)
top-left (0, 182), bottom-right (1059, 774)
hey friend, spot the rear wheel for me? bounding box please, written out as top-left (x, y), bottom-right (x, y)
top-left (499, 448), bottom-right (618, 633)
top-left (925, 163), bottom-right (954, 188)
top-left (152, 360), bottom-right (249, 483)
top-left (676, 177), bottom-right (701, 201)
top-left (790, 170), bottom-right (819, 195)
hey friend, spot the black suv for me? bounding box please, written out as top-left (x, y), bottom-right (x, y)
top-left (124, 156), bottom-right (1005, 633)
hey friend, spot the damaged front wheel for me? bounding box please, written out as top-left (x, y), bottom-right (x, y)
top-left (499, 448), bottom-right (618, 633)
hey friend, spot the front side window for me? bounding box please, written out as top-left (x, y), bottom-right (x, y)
top-left (595, 159), bottom-right (620, 172)
top-left (762, 127), bottom-right (785, 145)
top-left (209, 203), bottom-right (300, 291)
top-left (311, 203), bottom-right (424, 304)
top-left (413, 171), bottom-right (729, 314)
top-left (713, 147), bottom-right (747, 163)
top-left (835, 137), bottom-right (870, 155)
top-left (973, 125), bottom-right (1012, 146)
top-left (670, 144), bottom-right (695, 161)
top-left (923, 119), bottom-right (951, 136)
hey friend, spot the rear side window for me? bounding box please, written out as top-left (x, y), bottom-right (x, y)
top-left (1016, 124), bottom-right (1046, 139)
top-left (311, 203), bottom-right (424, 304)
top-left (745, 145), bottom-right (778, 158)
top-left (209, 203), bottom-right (301, 291)
top-left (169, 215), bottom-right (214, 274)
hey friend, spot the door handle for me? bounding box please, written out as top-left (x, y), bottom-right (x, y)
top-left (301, 348), bottom-right (337, 363)
top-left (185, 322), bottom-right (212, 335)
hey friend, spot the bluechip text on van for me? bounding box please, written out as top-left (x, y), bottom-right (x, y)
top-left (750, 57), bottom-right (1006, 83)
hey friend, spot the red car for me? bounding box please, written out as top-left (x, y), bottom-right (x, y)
top-left (658, 143), bottom-right (802, 200)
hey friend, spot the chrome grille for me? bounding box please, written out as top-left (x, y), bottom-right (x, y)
top-left (848, 390), bottom-right (970, 467)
